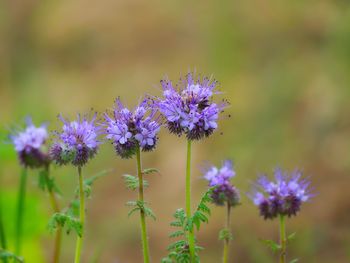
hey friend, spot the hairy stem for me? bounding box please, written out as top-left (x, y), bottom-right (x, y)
top-left (44, 165), bottom-right (62, 263)
top-left (222, 203), bottom-right (231, 263)
top-left (15, 168), bottom-right (27, 255)
top-left (186, 140), bottom-right (195, 262)
top-left (279, 215), bottom-right (286, 263)
top-left (136, 146), bottom-right (151, 263)
top-left (74, 167), bottom-right (85, 263)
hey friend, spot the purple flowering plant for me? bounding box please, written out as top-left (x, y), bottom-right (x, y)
top-left (49, 113), bottom-right (101, 263)
top-left (159, 72), bottom-right (226, 263)
top-left (158, 72), bottom-right (225, 141)
top-left (104, 98), bottom-right (160, 158)
top-left (9, 118), bottom-right (62, 263)
top-left (2, 71), bottom-right (318, 263)
top-left (250, 168), bottom-right (312, 263)
top-left (104, 98), bottom-right (161, 263)
top-left (11, 118), bottom-right (49, 169)
top-left (203, 160), bottom-right (240, 263)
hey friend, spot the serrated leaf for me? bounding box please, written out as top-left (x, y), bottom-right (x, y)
top-left (143, 205), bottom-right (156, 220)
top-left (48, 212), bottom-right (82, 237)
top-left (142, 168), bottom-right (160, 175)
top-left (167, 240), bottom-right (186, 251)
top-left (259, 239), bottom-right (281, 253)
top-left (169, 230), bottom-right (185, 238)
top-left (123, 174), bottom-right (148, 191)
top-left (127, 206), bottom-right (140, 218)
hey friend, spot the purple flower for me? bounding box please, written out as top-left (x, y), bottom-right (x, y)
top-left (203, 160), bottom-right (240, 207)
top-left (158, 72), bottom-right (225, 140)
top-left (250, 168), bottom-right (312, 220)
top-left (50, 114), bottom-right (100, 166)
top-left (10, 118), bottom-right (49, 168)
top-left (104, 98), bottom-right (161, 158)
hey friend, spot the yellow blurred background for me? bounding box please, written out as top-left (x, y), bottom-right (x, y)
top-left (1, 0), bottom-right (350, 262)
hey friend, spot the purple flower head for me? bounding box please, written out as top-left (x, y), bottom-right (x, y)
top-left (104, 98), bottom-right (161, 158)
top-left (203, 160), bottom-right (240, 207)
top-left (10, 118), bottom-right (49, 168)
top-left (250, 167), bottom-right (312, 220)
top-left (50, 114), bottom-right (100, 166)
top-left (158, 72), bottom-right (226, 141)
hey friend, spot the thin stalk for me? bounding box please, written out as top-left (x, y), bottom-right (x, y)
top-left (279, 215), bottom-right (286, 263)
top-left (74, 167), bottom-right (85, 263)
top-left (15, 168), bottom-right (27, 255)
top-left (44, 165), bottom-right (62, 263)
top-left (0, 178), bottom-right (8, 263)
top-left (222, 203), bottom-right (231, 263)
top-left (136, 146), bottom-right (151, 263)
top-left (185, 140), bottom-right (195, 262)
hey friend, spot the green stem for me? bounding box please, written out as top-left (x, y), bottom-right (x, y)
top-left (0, 179), bottom-right (8, 263)
top-left (74, 167), bottom-right (85, 263)
top-left (15, 168), bottom-right (27, 255)
top-left (44, 165), bottom-right (62, 263)
top-left (279, 215), bottom-right (286, 263)
top-left (136, 146), bottom-right (151, 263)
top-left (223, 203), bottom-right (231, 263)
top-left (185, 140), bottom-right (195, 262)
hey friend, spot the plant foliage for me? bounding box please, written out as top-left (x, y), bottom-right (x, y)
top-left (162, 189), bottom-right (213, 263)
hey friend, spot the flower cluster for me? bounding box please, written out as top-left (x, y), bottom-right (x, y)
top-left (104, 98), bottom-right (161, 158)
top-left (158, 72), bottom-right (225, 140)
top-left (204, 160), bottom-right (240, 207)
top-left (50, 114), bottom-right (100, 167)
top-left (10, 118), bottom-right (49, 168)
top-left (251, 168), bottom-right (312, 220)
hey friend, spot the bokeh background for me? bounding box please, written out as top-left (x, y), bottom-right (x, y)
top-left (1, 0), bottom-right (350, 262)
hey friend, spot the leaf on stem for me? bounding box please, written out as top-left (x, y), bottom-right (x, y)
top-left (259, 239), bottom-right (281, 253)
top-left (48, 212), bottom-right (82, 237)
top-left (142, 168), bottom-right (160, 175)
top-left (123, 174), bottom-right (149, 191)
top-left (126, 200), bottom-right (156, 220)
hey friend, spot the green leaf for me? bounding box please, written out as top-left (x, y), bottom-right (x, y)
top-left (167, 240), bottom-right (187, 251)
top-left (143, 205), bottom-right (156, 220)
top-left (66, 199), bottom-right (80, 217)
top-left (287, 232), bottom-right (296, 242)
top-left (142, 168), bottom-right (160, 175)
top-left (259, 239), bottom-right (281, 253)
top-left (38, 169), bottom-right (62, 195)
top-left (289, 259), bottom-right (299, 263)
top-left (169, 230), bottom-right (185, 238)
top-left (188, 188), bottom-right (213, 231)
top-left (127, 206), bottom-right (140, 218)
top-left (123, 174), bottom-right (149, 191)
top-left (48, 212), bottom-right (82, 237)
top-left (0, 250), bottom-right (24, 262)
top-left (219, 228), bottom-right (233, 241)
top-left (126, 200), bottom-right (156, 220)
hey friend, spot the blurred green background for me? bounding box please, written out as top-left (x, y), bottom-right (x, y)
top-left (1, 0), bottom-right (350, 262)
